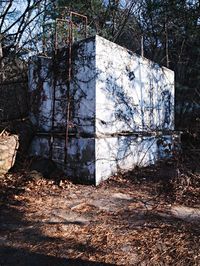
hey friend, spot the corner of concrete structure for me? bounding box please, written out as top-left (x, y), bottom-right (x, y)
top-left (28, 33), bottom-right (177, 186)
top-left (94, 35), bottom-right (97, 186)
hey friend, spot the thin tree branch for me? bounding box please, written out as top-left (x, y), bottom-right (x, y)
top-left (1, 0), bottom-right (42, 35)
top-left (0, 0), bottom-right (13, 32)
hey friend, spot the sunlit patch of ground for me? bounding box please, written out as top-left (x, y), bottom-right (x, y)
top-left (0, 162), bottom-right (199, 265)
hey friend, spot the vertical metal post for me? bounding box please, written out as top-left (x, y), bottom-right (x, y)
top-left (55, 18), bottom-right (58, 51)
top-left (165, 15), bottom-right (169, 68)
top-left (50, 19), bottom-right (59, 159)
top-left (165, 28), bottom-right (169, 68)
top-left (64, 11), bottom-right (87, 163)
top-left (141, 35), bottom-right (144, 57)
top-left (64, 13), bottom-right (73, 163)
top-left (85, 16), bottom-right (88, 38)
top-left (52, 11), bottom-right (88, 163)
top-left (70, 11), bottom-right (88, 39)
top-left (42, 0), bottom-right (47, 54)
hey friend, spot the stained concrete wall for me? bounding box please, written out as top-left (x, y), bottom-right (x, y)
top-left (29, 36), bottom-right (174, 135)
top-left (95, 134), bottom-right (176, 184)
top-left (28, 35), bottom-right (176, 185)
top-left (30, 135), bottom-right (95, 184)
top-left (29, 39), bottom-right (96, 134)
top-left (29, 133), bottom-right (177, 185)
top-left (95, 36), bottom-right (174, 135)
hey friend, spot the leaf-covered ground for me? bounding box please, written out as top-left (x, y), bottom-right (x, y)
top-left (0, 160), bottom-right (199, 266)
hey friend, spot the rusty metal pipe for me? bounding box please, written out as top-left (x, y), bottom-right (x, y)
top-left (53, 11), bottom-right (88, 163)
top-left (65, 14), bottom-right (73, 163)
top-left (70, 11), bottom-right (87, 38)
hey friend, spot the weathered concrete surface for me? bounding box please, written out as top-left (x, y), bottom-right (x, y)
top-left (28, 35), bottom-right (176, 184)
top-left (96, 36), bottom-right (174, 135)
top-left (29, 35), bottom-right (174, 135)
top-left (95, 134), bottom-right (177, 184)
top-left (29, 136), bottom-right (95, 184)
top-left (0, 134), bottom-right (19, 175)
top-left (29, 134), bottom-right (178, 185)
top-left (28, 40), bottom-right (96, 134)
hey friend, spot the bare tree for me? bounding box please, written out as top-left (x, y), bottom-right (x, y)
top-left (0, 0), bottom-right (49, 58)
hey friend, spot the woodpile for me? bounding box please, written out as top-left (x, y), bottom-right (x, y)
top-left (0, 130), bottom-right (19, 175)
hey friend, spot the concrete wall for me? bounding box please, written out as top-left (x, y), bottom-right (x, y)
top-left (95, 35), bottom-right (174, 135)
top-left (29, 133), bottom-right (177, 185)
top-left (29, 36), bottom-right (174, 135)
top-left (28, 39), bottom-right (96, 134)
top-left (95, 134), bottom-right (176, 185)
top-left (71, 39), bottom-right (96, 134)
top-left (30, 135), bottom-right (95, 184)
top-left (28, 35), bottom-right (176, 185)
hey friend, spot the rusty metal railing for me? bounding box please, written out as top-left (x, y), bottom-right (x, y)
top-left (50, 11), bottom-right (88, 163)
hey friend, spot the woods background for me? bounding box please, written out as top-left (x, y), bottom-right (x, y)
top-left (0, 0), bottom-right (199, 131)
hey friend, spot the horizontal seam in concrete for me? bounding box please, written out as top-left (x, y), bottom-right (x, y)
top-left (35, 130), bottom-right (180, 139)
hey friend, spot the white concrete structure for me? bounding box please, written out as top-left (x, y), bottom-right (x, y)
top-left (29, 35), bottom-right (176, 185)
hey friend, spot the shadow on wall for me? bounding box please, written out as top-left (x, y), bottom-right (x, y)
top-left (27, 36), bottom-right (175, 184)
top-left (95, 43), bottom-right (174, 134)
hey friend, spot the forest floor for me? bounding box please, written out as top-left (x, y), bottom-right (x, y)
top-left (0, 156), bottom-right (199, 266)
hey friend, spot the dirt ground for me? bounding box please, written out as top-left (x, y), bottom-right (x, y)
top-left (0, 160), bottom-right (199, 266)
